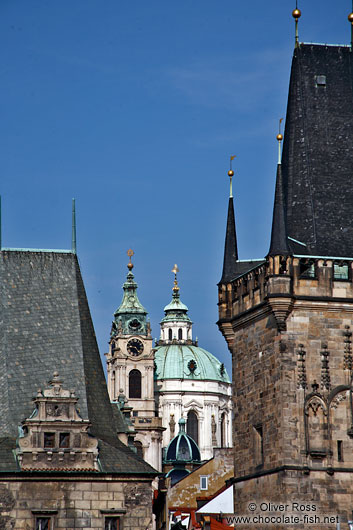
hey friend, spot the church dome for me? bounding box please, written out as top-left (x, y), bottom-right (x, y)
top-left (164, 418), bottom-right (201, 463)
top-left (154, 343), bottom-right (230, 382)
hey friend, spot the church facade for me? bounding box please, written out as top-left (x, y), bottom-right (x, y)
top-left (106, 259), bottom-right (232, 470)
top-left (218, 10), bottom-right (353, 528)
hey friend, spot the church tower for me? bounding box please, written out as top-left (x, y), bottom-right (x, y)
top-left (218, 9), bottom-right (353, 526)
top-left (106, 250), bottom-right (164, 470)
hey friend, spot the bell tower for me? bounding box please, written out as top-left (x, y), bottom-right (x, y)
top-left (106, 250), bottom-right (164, 470)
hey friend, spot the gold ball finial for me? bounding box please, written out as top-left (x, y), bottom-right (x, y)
top-left (228, 170), bottom-right (234, 177)
top-left (277, 133), bottom-right (283, 141)
top-left (292, 8), bottom-right (301, 19)
top-left (348, 12), bottom-right (353, 24)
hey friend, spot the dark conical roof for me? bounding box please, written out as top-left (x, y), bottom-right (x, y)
top-left (220, 197), bottom-right (238, 283)
top-left (268, 164), bottom-right (290, 257)
top-left (0, 250), bottom-right (156, 475)
top-left (281, 44), bottom-right (353, 257)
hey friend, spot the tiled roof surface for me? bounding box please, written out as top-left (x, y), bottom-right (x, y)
top-left (0, 250), bottom-right (156, 476)
top-left (282, 44), bottom-right (353, 258)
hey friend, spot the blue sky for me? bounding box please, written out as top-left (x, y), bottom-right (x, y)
top-left (0, 1), bottom-right (350, 376)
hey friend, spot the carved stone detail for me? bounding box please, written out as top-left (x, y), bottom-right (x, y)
top-left (297, 344), bottom-right (307, 389)
top-left (320, 344), bottom-right (331, 391)
top-left (344, 325), bottom-right (353, 371)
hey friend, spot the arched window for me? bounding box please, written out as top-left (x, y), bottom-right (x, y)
top-left (187, 410), bottom-right (199, 445)
top-left (221, 412), bottom-right (226, 447)
top-left (168, 329), bottom-right (173, 341)
top-left (111, 371), bottom-right (116, 399)
top-left (129, 369), bottom-right (141, 399)
top-left (134, 440), bottom-right (144, 459)
top-left (178, 328), bottom-right (183, 340)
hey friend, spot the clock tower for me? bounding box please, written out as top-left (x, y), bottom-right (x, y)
top-left (106, 250), bottom-right (164, 470)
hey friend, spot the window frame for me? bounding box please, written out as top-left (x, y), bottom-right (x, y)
top-left (200, 475), bottom-right (208, 490)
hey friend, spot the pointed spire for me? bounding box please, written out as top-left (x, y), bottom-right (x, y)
top-left (220, 165), bottom-right (238, 283)
top-left (268, 134), bottom-right (290, 257)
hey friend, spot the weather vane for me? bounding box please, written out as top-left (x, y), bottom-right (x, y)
top-left (172, 264), bottom-right (179, 292)
top-left (228, 155), bottom-right (236, 198)
top-left (127, 248), bottom-right (134, 270)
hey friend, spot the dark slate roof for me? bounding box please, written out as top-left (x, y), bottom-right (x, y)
top-left (0, 250), bottom-right (156, 475)
top-left (220, 198), bottom-right (239, 283)
top-left (281, 44), bottom-right (353, 258)
top-left (268, 164), bottom-right (290, 257)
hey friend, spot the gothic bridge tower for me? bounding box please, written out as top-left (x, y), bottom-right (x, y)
top-left (218, 8), bottom-right (353, 527)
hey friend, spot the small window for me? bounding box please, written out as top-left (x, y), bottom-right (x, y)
top-left (36, 518), bottom-right (51, 530)
top-left (44, 433), bottom-right (55, 448)
top-left (178, 328), bottom-right (183, 340)
top-left (337, 440), bottom-right (343, 462)
top-left (254, 424), bottom-right (264, 467)
top-left (59, 433), bottom-right (70, 448)
top-left (134, 440), bottom-right (144, 459)
top-left (168, 329), bottom-right (173, 341)
top-left (334, 262), bottom-right (349, 280)
top-left (105, 517), bottom-right (119, 530)
top-left (315, 75), bottom-right (326, 86)
top-left (200, 476), bottom-right (208, 490)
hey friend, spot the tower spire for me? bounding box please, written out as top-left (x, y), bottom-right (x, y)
top-left (292, 2), bottom-right (301, 48)
top-left (220, 163), bottom-right (239, 283)
top-left (268, 132), bottom-right (290, 257)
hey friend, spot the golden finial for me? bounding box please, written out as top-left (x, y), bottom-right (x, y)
top-left (127, 248), bottom-right (134, 270)
top-left (277, 118), bottom-right (284, 164)
top-left (228, 156), bottom-right (236, 198)
top-left (349, 12), bottom-right (353, 23)
top-left (172, 264), bottom-right (179, 292)
top-left (292, 2), bottom-right (301, 47)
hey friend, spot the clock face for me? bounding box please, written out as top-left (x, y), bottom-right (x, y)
top-left (127, 338), bottom-right (144, 356)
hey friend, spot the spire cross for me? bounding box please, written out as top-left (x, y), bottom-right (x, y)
top-left (127, 249), bottom-right (134, 271)
top-left (172, 264), bottom-right (179, 292)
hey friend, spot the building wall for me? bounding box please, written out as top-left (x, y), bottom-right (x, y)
top-left (218, 258), bottom-right (353, 527)
top-left (0, 477), bottom-right (154, 530)
top-left (167, 448), bottom-right (234, 511)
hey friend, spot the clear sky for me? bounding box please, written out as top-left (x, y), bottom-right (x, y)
top-left (0, 1), bottom-right (350, 377)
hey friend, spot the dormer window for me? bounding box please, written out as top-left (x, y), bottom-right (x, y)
top-left (43, 433), bottom-right (55, 448)
top-left (59, 433), bottom-right (70, 448)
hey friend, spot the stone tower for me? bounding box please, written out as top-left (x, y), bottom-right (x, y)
top-left (106, 251), bottom-right (164, 470)
top-left (217, 21), bottom-right (353, 528)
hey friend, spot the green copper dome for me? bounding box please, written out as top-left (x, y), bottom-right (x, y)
top-left (154, 343), bottom-right (230, 382)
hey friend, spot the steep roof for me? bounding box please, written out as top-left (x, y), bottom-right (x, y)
top-left (0, 250), bottom-right (156, 475)
top-left (220, 198), bottom-right (238, 283)
top-left (268, 163), bottom-right (290, 257)
top-left (282, 44), bottom-right (353, 257)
